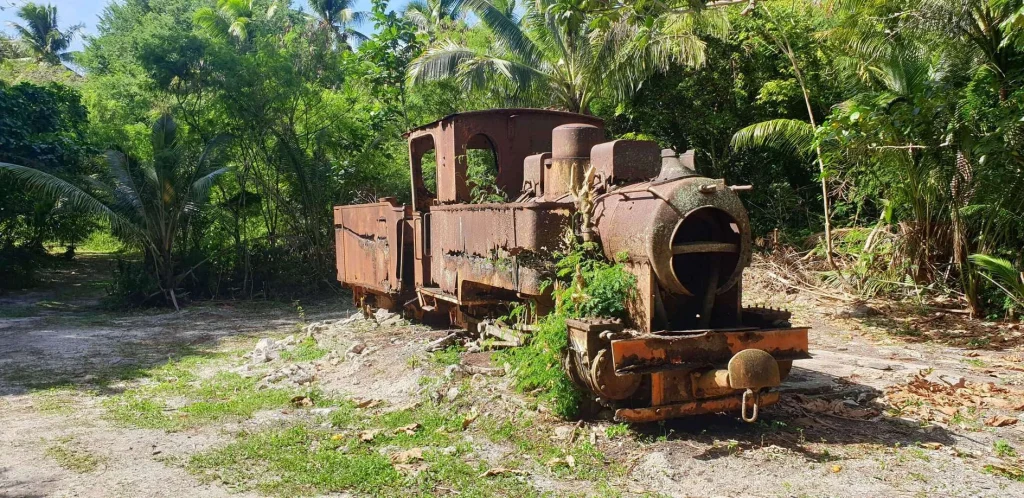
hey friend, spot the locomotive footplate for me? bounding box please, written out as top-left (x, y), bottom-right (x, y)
top-left (608, 327), bottom-right (809, 423)
top-left (610, 327), bottom-right (810, 375)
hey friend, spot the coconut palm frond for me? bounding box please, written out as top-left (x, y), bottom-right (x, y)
top-left (408, 41), bottom-right (478, 83)
top-left (462, 0), bottom-right (541, 65)
top-left (731, 119), bottom-right (816, 157)
top-left (970, 254), bottom-right (1024, 308)
top-left (0, 162), bottom-right (141, 238)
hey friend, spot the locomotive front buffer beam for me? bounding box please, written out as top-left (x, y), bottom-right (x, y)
top-left (566, 319), bottom-right (809, 424)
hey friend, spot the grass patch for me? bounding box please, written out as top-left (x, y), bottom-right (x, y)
top-left (76, 228), bottom-right (125, 254)
top-left (478, 413), bottom-right (622, 482)
top-left (190, 400), bottom-right (545, 497)
top-left (46, 437), bottom-right (107, 473)
top-left (995, 440), bottom-right (1017, 458)
top-left (33, 387), bottom-right (93, 415)
top-left (280, 337), bottom-right (328, 362)
top-left (605, 423), bottom-right (630, 439)
top-left (429, 345), bottom-right (465, 367)
top-left (104, 354), bottom-right (300, 431)
top-left (984, 464), bottom-right (1024, 481)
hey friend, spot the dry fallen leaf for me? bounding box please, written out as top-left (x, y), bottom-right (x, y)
top-left (395, 423), bottom-right (420, 436)
top-left (354, 398), bottom-right (383, 409)
top-left (462, 408), bottom-right (480, 430)
top-left (985, 415), bottom-right (1019, 427)
top-left (359, 429), bottom-right (380, 442)
top-left (391, 447), bottom-right (424, 464)
top-left (479, 467), bottom-right (527, 478)
top-left (290, 396), bottom-right (314, 407)
top-left (394, 463), bottom-right (428, 474)
top-left (919, 442), bottom-right (943, 450)
top-left (546, 455), bottom-right (576, 468)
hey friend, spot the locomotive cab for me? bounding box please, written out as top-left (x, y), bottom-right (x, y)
top-left (333, 109), bottom-right (810, 423)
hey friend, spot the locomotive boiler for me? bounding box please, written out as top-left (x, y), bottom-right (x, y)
top-left (333, 109), bottom-right (809, 423)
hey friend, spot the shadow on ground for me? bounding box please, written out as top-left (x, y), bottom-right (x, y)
top-left (628, 367), bottom-right (956, 460)
top-left (0, 254), bottom-right (352, 397)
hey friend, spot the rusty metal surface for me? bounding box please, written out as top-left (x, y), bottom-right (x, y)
top-left (614, 392), bottom-right (781, 423)
top-left (428, 201), bottom-right (573, 297)
top-left (566, 319), bottom-right (639, 400)
top-left (544, 123), bottom-right (605, 199)
top-left (333, 107), bottom-right (811, 423)
top-left (610, 327), bottom-right (810, 375)
top-left (405, 109), bottom-right (603, 205)
top-left (591, 140), bottom-right (661, 187)
top-left (333, 199), bottom-right (407, 294)
top-left (727, 349), bottom-right (782, 389)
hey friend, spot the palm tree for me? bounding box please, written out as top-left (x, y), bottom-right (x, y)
top-left (6, 2), bottom-right (82, 65)
top-left (402, 0), bottom-right (466, 40)
top-left (407, 0), bottom-right (724, 114)
top-left (195, 0), bottom-right (282, 44)
top-left (0, 32), bottom-right (27, 61)
top-left (308, 0), bottom-right (368, 51)
top-left (0, 115), bottom-right (230, 310)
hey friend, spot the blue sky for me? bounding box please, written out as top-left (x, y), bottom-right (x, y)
top-left (0, 0), bottom-right (397, 52)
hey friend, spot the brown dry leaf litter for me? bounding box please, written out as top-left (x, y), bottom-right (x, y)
top-left (394, 423), bottom-right (420, 435)
top-left (883, 369), bottom-right (1024, 424)
top-left (791, 394), bottom-right (879, 420)
top-left (479, 468), bottom-right (528, 478)
top-left (390, 447), bottom-right (424, 464)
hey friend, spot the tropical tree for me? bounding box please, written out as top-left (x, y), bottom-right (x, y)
top-left (407, 0), bottom-right (725, 113)
top-left (402, 0), bottom-right (465, 41)
top-left (0, 114), bottom-right (229, 309)
top-left (970, 254), bottom-right (1024, 313)
top-left (194, 0), bottom-right (269, 44)
top-left (731, 3), bottom-right (839, 271)
top-left (308, 0), bottom-right (368, 50)
top-left (6, 2), bottom-right (82, 64)
top-left (0, 32), bottom-right (27, 61)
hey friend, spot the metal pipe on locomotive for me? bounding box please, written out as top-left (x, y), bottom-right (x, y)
top-left (333, 109), bottom-right (810, 423)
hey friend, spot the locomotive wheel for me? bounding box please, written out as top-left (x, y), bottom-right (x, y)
top-left (590, 349), bottom-right (641, 401)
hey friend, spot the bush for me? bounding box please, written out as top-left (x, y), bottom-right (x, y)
top-left (0, 245), bottom-right (42, 290)
top-left (498, 238), bottom-right (636, 418)
top-left (106, 258), bottom-right (160, 307)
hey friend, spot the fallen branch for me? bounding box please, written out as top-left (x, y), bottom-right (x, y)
top-left (461, 364), bottom-right (506, 376)
top-left (426, 332), bottom-right (461, 352)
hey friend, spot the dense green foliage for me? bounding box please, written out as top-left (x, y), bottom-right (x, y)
top-left (2, 0), bottom-right (1023, 319)
top-left (0, 80), bottom-right (95, 287)
top-left (499, 238), bottom-right (636, 418)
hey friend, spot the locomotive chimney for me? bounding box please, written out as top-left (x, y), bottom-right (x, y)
top-left (547, 123), bottom-right (605, 198)
top-left (656, 149), bottom-right (698, 182)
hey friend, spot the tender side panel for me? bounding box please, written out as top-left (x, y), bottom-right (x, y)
top-left (334, 201), bottom-right (406, 294)
top-left (428, 203), bottom-right (573, 298)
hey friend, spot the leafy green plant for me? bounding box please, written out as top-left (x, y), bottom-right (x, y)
top-left (970, 254), bottom-right (1024, 313)
top-left (498, 230), bottom-right (636, 418)
top-left (995, 440), bottom-right (1018, 458)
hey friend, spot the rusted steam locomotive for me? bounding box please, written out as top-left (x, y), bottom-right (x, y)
top-left (334, 109), bottom-right (809, 423)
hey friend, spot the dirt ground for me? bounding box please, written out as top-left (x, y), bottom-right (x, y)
top-left (2, 255), bottom-right (1023, 497)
